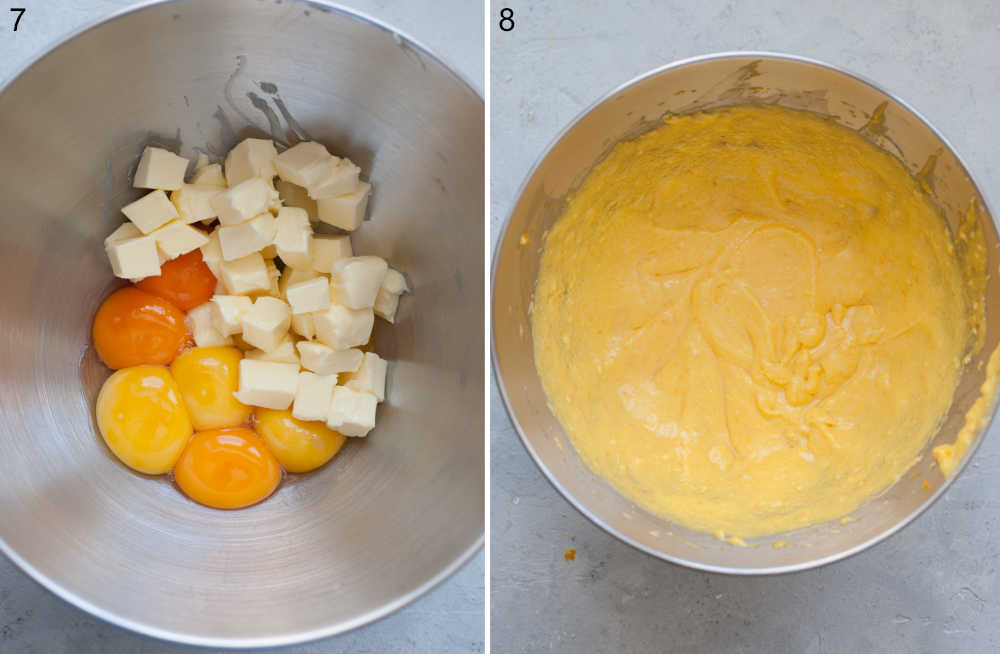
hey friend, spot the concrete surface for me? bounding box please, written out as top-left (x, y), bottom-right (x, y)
top-left (0, 1), bottom-right (483, 653)
top-left (491, 1), bottom-right (1000, 653)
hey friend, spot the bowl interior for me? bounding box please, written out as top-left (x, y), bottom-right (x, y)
top-left (493, 53), bottom-right (999, 573)
top-left (0, 0), bottom-right (483, 645)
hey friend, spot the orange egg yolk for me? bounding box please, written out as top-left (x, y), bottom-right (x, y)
top-left (253, 407), bottom-right (347, 473)
top-left (96, 365), bottom-right (193, 474)
top-left (173, 428), bottom-right (281, 509)
top-left (170, 346), bottom-right (251, 430)
top-left (92, 286), bottom-right (187, 369)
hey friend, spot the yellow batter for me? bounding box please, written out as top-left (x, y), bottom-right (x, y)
top-left (532, 105), bottom-right (971, 538)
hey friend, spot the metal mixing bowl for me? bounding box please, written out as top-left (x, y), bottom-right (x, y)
top-left (492, 52), bottom-right (999, 574)
top-left (0, 0), bottom-right (482, 646)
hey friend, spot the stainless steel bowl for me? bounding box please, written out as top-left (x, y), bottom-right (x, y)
top-left (0, 0), bottom-right (483, 646)
top-left (492, 52), bottom-right (999, 574)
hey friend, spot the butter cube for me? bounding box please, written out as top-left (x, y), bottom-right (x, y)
top-left (326, 386), bottom-right (377, 437)
top-left (122, 190), bottom-right (178, 234)
top-left (264, 258), bottom-right (282, 298)
top-left (233, 359), bottom-right (299, 410)
top-left (185, 302), bottom-right (233, 347)
top-left (307, 158), bottom-right (360, 199)
top-left (151, 220), bottom-right (209, 260)
top-left (313, 304), bottom-right (374, 350)
top-left (219, 252), bottom-right (270, 295)
top-left (329, 256), bottom-right (388, 309)
top-left (292, 371), bottom-right (337, 422)
top-left (296, 341), bottom-right (363, 375)
top-left (374, 268), bottom-right (408, 323)
top-left (311, 234), bottom-right (353, 273)
top-left (275, 179), bottom-right (318, 219)
top-left (210, 295), bottom-right (253, 335)
top-left (274, 207), bottom-right (312, 269)
top-left (218, 213), bottom-right (276, 261)
top-left (316, 182), bottom-right (371, 231)
top-left (211, 177), bottom-right (279, 226)
top-left (200, 229), bottom-right (223, 277)
top-left (291, 312), bottom-right (315, 340)
top-left (245, 335), bottom-right (299, 365)
top-left (275, 141), bottom-right (336, 187)
top-left (133, 146), bottom-right (189, 191)
top-left (106, 234), bottom-right (161, 280)
top-left (381, 268), bottom-right (409, 295)
top-left (104, 222), bottom-right (142, 248)
top-left (241, 296), bottom-right (291, 352)
top-left (278, 265), bottom-right (317, 297)
top-left (225, 138), bottom-right (278, 187)
top-left (374, 291), bottom-right (400, 323)
top-left (190, 162), bottom-right (226, 187)
top-left (343, 352), bottom-right (387, 402)
top-left (170, 184), bottom-right (222, 224)
top-left (286, 277), bottom-right (330, 314)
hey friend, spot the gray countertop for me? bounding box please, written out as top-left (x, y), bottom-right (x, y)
top-left (491, 1), bottom-right (1000, 653)
top-left (0, 1), bottom-right (483, 653)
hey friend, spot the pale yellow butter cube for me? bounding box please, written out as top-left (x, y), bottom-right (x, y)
top-left (233, 359), bottom-right (299, 410)
top-left (344, 352), bottom-right (387, 402)
top-left (291, 312), bottom-right (316, 340)
top-left (326, 386), bottom-right (377, 437)
top-left (307, 158), bottom-right (360, 199)
top-left (275, 141), bottom-right (336, 187)
top-left (245, 335), bottom-right (299, 365)
top-left (106, 234), bottom-right (161, 280)
top-left (316, 182), bottom-right (371, 231)
top-left (190, 162), bottom-right (226, 187)
top-left (122, 189), bottom-right (178, 234)
top-left (274, 207), bottom-right (313, 269)
top-left (200, 229), bottom-right (224, 277)
top-left (329, 256), bottom-right (388, 309)
top-left (185, 302), bottom-right (233, 347)
top-left (211, 177), bottom-right (279, 226)
top-left (218, 213), bottom-right (276, 261)
top-left (133, 146), bottom-right (189, 191)
top-left (296, 341), bottom-right (363, 376)
top-left (313, 304), bottom-right (373, 351)
top-left (170, 184), bottom-right (222, 224)
top-left (225, 138), bottom-right (278, 186)
top-left (104, 222), bottom-right (142, 248)
top-left (278, 266), bottom-right (319, 296)
top-left (210, 295), bottom-right (253, 335)
top-left (151, 220), bottom-right (209, 260)
top-left (219, 252), bottom-right (270, 295)
top-left (292, 371), bottom-right (337, 422)
top-left (286, 277), bottom-right (330, 314)
top-left (311, 234), bottom-right (353, 273)
top-left (241, 296), bottom-right (291, 352)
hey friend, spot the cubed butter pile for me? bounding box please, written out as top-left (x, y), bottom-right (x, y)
top-left (104, 139), bottom-right (406, 438)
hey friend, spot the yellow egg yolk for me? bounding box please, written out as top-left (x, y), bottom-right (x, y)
top-left (173, 427), bottom-right (281, 509)
top-left (170, 346), bottom-right (251, 431)
top-left (253, 408), bottom-right (347, 473)
top-left (96, 365), bottom-right (193, 474)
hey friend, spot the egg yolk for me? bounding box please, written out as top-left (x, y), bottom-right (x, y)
top-left (92, 286), bottom-right (187, 369)
top-left (96, 365), bottom-right (193, 474)
top-left (173, 428), bottom-right (281, 509)
top-left (170, 346), bottom-right (251, 430)
top-left (136, 250), bottom-right (217, 311)
top-left (254, 408), bottom-right (347, 473)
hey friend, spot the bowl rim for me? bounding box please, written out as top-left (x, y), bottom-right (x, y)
top-left (0, 0), bottom-right (483, 648)
top-left (490, 50), bottom-right (1000, 576)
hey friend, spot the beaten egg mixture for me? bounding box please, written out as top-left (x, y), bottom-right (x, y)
top-left (532, 105), bottom-right (971, 538)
